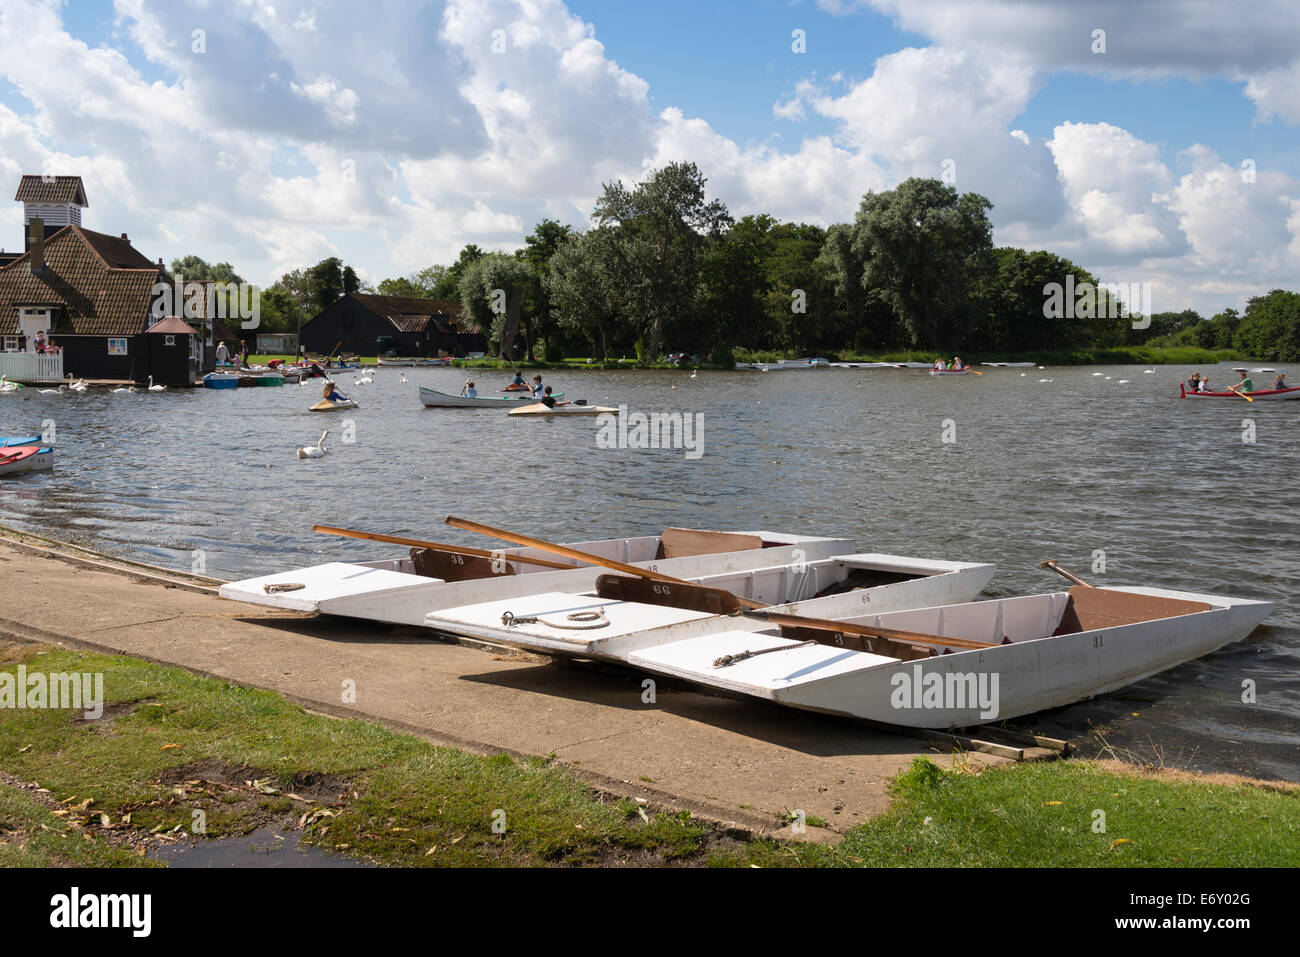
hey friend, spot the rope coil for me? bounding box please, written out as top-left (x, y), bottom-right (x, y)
top-left (713, 640), bottom-right (818, 669)
top-left (501, 609), bottom-right (610, 630)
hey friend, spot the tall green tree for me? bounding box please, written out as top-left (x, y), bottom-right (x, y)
top-left (592, 161), bottom-right (732, 359)
top-left (458, 253), bottom-right (534, 358)
top-left (851, 178), bottom-right (995, 349)
top-left (522, 219), bottom-right (575, 360)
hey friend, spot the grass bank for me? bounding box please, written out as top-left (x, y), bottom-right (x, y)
top-left (2, 644), bottom-right (1294, 867)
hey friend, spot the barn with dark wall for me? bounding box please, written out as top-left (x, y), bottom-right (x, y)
top-left (300, 293), bottom-right (485, 357)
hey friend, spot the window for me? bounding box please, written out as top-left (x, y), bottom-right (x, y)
top-left (164, 334), bottom-right (176, 346)
top-left (3, 337), bottom-right (17, 352)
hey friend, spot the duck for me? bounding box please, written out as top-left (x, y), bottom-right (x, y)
top-left (297, 431), bottom-right (328, 459)
top-left (148, 375), bottom-right (166, 392)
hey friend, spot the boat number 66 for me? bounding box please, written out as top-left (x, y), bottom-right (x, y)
top-left (653, 584), bottom-right (672, 596)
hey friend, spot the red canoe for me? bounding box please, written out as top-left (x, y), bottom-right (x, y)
top-left (1180, 384), bottom-right (1300, 401)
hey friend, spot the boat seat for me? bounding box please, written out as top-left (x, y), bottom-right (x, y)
top-left (409, 547), bottom-right (514, 583)
top-left (655, 528), bottom-right (763, 560)
top-left (594, 574), bottom-right (742, 615)
top-left (1052, 586), bottom-right (1212, 635)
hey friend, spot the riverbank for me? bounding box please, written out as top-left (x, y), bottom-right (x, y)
top-left (3, 639), bottom-right (1296, 867)
top-left (250, 345), bottom-right (1238, 372)
top-left (1, 540), bottom-right (1296, 867)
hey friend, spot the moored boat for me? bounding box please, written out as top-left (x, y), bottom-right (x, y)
top-left (219, 527), bottom-right (934, 628)
top-left (0, 444), bottom-right (53, 476)
top-left (426, 571), bottom-right (1270, 728)
top-left (419, 386), bottom-right (561, 408)
top-left (1180, 384), bottom-right (1300, 401)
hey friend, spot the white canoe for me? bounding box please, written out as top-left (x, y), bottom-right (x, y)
top-left (507, 402), bottom-right (618, 416)
top-left (310, 399), bottom-right (359, 411)
top-left (419, 387), bottom-right (560, 408)
top-left (428, 578), bottom-right (1269, 728)
top-left (219, 528), bottom-right (859, 626)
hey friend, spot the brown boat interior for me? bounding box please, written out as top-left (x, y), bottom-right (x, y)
top-left (1051, 587), bottom-right (1211, 635)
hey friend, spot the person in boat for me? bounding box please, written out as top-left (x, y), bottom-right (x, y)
top-left (1229, 372), bottom-right (1254, 394)
top-left (539, 385), bottom-right (570, 409)
top-left (531, 374), bottom-right (544, 399)
top-left (1198, 375), bottom-right (1210, 392)
top-left (1188, 372), bottom-right (1201, 392)
top-left (322, 380), bottom-right (350, 404)
top-left (509, 371), bottom-right (526, 388)
top-left (460, 380), bottom-right (478, 398)
top-left (952, 356), bottom-right (965, 371)
top-left (1272, 372), bottom-right (1287, 390)
top-left (932, 359), bottom-right (944, 371)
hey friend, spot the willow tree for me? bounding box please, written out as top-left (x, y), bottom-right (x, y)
top-left (851, 178), bottom-right (994, 349)
top-left (592, 162), bottom-right (732, 360)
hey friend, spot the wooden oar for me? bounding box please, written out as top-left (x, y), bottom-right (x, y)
top-left (444, 515), bottom-right (768, 609)
top-left (1229, 388), bottom-right (1254, 403)
top-left (311, 524), bottom-right (575, 570)
top-left (745, 608), bottom-right (997, 651)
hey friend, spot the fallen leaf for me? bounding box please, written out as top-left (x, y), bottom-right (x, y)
top-left (425, 846), bottom-right (437, 856)
top-left (99, 813), bottom-right (111, 826)
top-left (1108, 838), bottom-right (1132, 851)
top-left (1043, 801), bottom-right (1063, 806)
top-left (17, 745), bottom-right (31, 753)
top-left (160, 744), bottom-right (180, 751)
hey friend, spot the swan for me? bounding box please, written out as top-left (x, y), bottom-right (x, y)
top-left (1038, 378), bottom-right (1054, 383)
top-left (1104, 376), bottom-right (1112, 380)
top-left (1143, 368), bottom-right (1156, 374)
top-left (297, 431), bottom-right (328, 459)
top-left (0, 376), bottom-right (18, 393)
top-left (1092, 372), bottom-right (1104, 377)
top-left (68, 378), bottom-right (88, 392)
top-left (399, 374), bottom-right (407, 384)
top-left (111, 386), bottom-right (138, 394)
top-left (690, 370), bottom-right (697, 379)
top-left (1117, 379), bottom-right (1130, 384)
top-left (357, 373), bottom-right (373, 385)
top-left (37, 385), bottom-right (66, 395)
top-left (1020, 373), bottom-right (1028, 377)
top-left (148, 376), bottom-right (166, 392)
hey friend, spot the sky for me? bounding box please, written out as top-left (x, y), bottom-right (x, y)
top-left (1, 0), bottom-right (1298, 317)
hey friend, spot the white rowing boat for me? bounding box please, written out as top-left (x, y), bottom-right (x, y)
top-left (425, 576), bottom-right (1269, 728)
top-left (419, 386), bottom-right (561, 409)
top-left (219, 528), bottom-right (865, 626)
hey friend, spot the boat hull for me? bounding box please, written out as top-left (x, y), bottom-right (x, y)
top-left (419, 387), bottom-right (560, 408)
top-left (1180, 384), bottom-right (1300, 401)
top-left (310, 399), bottom-right (358, 411)
top-left (507, 403), bottom-right (616, 416)
top-left (0, 445), bottom-right (53, 475)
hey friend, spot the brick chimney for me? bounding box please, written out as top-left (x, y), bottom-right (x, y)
top-left (28, 218), bottom-right (45, 276)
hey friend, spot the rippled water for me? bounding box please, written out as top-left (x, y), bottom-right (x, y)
top-left (2, 362), bottom-right (1296, 779)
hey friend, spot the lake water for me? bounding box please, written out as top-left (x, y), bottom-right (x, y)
top-left (2, 361), bottom-right (1296, 780)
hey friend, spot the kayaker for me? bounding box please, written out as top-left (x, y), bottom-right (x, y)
top-left (509, 371), bottom-right (526, 388)
top-left (539, 385), bottom-right (569, 409)
top-left (1229, 372), bottom-right (1254, 394)
top-left (460, 380), bottom-right (478, 398)
top-left (322, 380), bottom-right (349, 403)
top-left (1272, 372), bottom-right (1287, 390)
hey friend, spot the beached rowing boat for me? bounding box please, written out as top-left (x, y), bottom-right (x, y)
top-left (507, 402), bottom-right (617, 416)
top-left (1180, 384), bottom-right (1300, 401)
top-left (0, 445), bottom-right (53, 476)
top-left (419, 386), bottom-right (561, 408)
top-left (425, 572), bottom-right (1269, 728)
top-left (220, 527), bottom-right (995, 633)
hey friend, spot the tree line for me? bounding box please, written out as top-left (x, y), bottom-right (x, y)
top-left (171, 165), bottom-right (1300, 363)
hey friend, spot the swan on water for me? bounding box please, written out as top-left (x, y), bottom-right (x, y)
top-left (111, 386), bottom-right (138, 394)
top-left (37, 385), bottom-right (66, 394)
top-left (0, 376), bottom-right (18, 393)
top-left (400, 374), bottom-right (407, 384)
top-left (68, 378), bottom-right (88, 392)
top-left (1038, 378), bottom-right (1054, 383)
top-left (297, 431), bottom-right (329, 459)
top-left (148, 376), bottom-right (166, 392)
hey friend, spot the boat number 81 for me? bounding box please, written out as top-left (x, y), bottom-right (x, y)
top-left (1092, 635), bottom-right (1103, 648)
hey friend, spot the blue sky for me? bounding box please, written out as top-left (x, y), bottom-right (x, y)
top-left (0, 0), bottom-right (1298, 315)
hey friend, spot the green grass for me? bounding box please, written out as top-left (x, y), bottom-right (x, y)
top-left (3, 647), bottom-right (1295, 868)
top-left (713, 758), bottom-right (1300, 867)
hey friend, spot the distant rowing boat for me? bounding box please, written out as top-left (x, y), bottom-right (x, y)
top-left (419, 386), bottom-right (562, 408)
top-left (928, 368), bottom-right (971, 376)
top-left (1180, 384), bottom-right (1300, 401)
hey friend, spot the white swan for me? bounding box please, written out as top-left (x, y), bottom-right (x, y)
top-left (111, 386), bottom-right (138, 394)
top-left (1092, 372), bottom-right (1104, 377)
top-left (148, 376), bottom-right (166, 392)
top-left (399, 374), bottom-right (407, 384)
top-left (0, 376), bottom-right (17, 393)
top-left (690, 370), bottom-right (697, 379)
top-left (1143, 369), bottom-right (1156, 375)
top-left (297, 430), bottom-right (328, 459)
top-left (37, 385), bottom-right (66, 395)
top-left (1038, 378), bottom-right (1054, 383)
top-left (68, 378), bottom-right (88, 392)
top-left (1117, 379), bottom-right (1130, 384)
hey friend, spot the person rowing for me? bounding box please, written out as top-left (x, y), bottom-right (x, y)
top-left (1228, 372), bottom-right (1254, 394)
top-left (322, 379), bottom-right (350, 404)
top-left (1188, 372), bottom-right (1202, 392)
top-left (530, 373), bottom-right (545, 399)
top-left (508, 370), bottom-right (526, 388)
top-left (460, 379), bottom-right (478, 398)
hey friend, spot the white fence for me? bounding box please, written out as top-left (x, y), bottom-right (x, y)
top-left (0, 352), bottom-right (64, 383)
